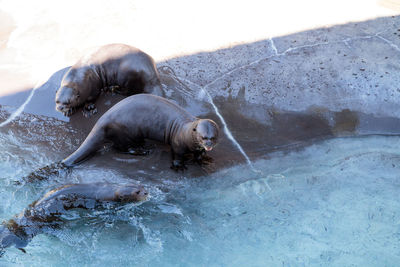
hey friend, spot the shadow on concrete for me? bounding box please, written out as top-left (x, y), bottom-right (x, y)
top-left (0, 15), bottom-right (400, 175)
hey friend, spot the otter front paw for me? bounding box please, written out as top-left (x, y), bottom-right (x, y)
top-left (194, 154), bottom-right (213, 165)
top-left (63, 108), bottom-right (75, 117)
top-left (193, 149), bottom-right (213, 165)
top-left (109, 85), bottom-right (121, 94)
top-left (170, 159), bottom-right (187, 171)
top-left (194, 150), bottom-right (205, 163)
top-left (83, 103), bottom-right (97, 117)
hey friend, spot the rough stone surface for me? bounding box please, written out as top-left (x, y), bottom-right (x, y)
top-left (137, 16), bottom-right (400, 124)
top-left (163, 40), bottom-right (276, 86)
top-left (190, 32), bottom-right (400, 117)
top-left (0, 1), bottom-right (399, 161)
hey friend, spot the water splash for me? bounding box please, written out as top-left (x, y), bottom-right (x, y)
top-left (0, 80), bottom-right (44, 128)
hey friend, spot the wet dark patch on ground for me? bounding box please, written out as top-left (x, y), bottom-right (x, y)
top-left (1, 70), bottom-right (400, 183)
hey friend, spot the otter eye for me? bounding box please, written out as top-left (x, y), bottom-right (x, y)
top-left (193, 128), bottom-right (196, 132)
top-left (135, 190), bottom-right (141, 194)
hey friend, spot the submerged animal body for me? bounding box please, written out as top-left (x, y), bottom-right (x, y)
top-left (0, 183), bottom-right (147, 255)
top-left (55, 43), bottom-right (163, 117)
top-left (62, 94), bottom-right (219, 170)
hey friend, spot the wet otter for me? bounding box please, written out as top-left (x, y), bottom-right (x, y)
top-left (0, 183), bottom-right (147, 255)
top-left (62, 94), bottom-right (219, 170)
top-left (55, 43), bottom-right (163, 117)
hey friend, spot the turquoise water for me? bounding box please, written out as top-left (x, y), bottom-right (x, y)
top-left (1, 132), bottom-right (399, 266)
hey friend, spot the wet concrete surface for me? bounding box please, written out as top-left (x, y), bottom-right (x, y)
top-left (0, 10), bottom-right (400, 179)
top-left (1, 61), bottom-right (400, 180)
top-left (1, 3), bottom-right (400, 264)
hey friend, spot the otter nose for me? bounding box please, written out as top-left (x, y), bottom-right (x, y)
top-left (55, 105), bottom-right (63, 112)
top-left (205, 140), bottom-right (213, 147)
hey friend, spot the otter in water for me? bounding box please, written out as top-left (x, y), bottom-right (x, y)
top-left (55, 43), bottom-right (163, 117)
top-left (0, 183), bottom-right (147, 256)
top-left (62, 94), bottom-right (219, 170)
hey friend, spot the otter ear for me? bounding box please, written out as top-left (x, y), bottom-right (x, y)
top-left (193, 128), bottom-right (196, 132)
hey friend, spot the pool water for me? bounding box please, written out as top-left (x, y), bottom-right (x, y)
top-left (1, 126), bottom-right (399, 266)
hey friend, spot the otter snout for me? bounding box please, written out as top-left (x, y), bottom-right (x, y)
top-left (195, 119), bottom-right (219, 152)
top-left (55, 102), bottom-right (67, 112)
top-left (132, 186), bottom-right (148, 202)
top-left (203, 141), bottom-right (214, 151)
top-left (0, 226), bottom-right (11, 249)
top-left (55, 86), bottom-right (78, 116)
top-left (0, 226), bottom-right (21, 250)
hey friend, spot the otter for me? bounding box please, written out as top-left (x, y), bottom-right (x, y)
top-left (0, 183), bottom-right (147, 255)
top-left (62, 94), bottom-right (219, 170)
top-left (55, 43), bottom-right (163, 117)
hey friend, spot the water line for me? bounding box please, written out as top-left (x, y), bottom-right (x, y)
top-left (200, 87), bottom-right (271, 191)
top-left (200, 88), bottom-right (259, 171)
top-left (0, 80), bottom-right (44, 128)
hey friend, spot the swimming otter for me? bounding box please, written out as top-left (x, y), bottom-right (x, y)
top-left (0, 183), bottom-right (147, 255)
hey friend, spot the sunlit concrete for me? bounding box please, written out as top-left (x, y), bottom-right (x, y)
top-left (0, 0), bottom-right (397, 95)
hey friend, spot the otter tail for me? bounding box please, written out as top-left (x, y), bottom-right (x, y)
top-left (62, 125), bottom-right (106, 166)
top-left (15, 125), bottom-right (105, 184)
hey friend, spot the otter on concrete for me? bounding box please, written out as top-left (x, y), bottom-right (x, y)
top-left (55, 43), bottom-right (163, 117)
top-left (62, 94), bottom-right (219, 170)
top-left (0, 183), bottom-right (147, 255)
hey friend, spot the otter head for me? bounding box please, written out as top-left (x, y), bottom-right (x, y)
top-left (115, 185), bottom-right (148, 203)
top-left (193, 119), bottom-right (219, 151)
top-left (55, 86), bottom-right (79, 116)
top-left (0, 226), bottom-right (15, 251)
top-left (0, 224), bottom-right (28, 255)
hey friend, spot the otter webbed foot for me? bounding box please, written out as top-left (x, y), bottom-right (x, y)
top-left (171, 151), bottom-right (186, 171)
top-left (82, 103), bottom-right (97, 117)
top-left (170, 159), bottom-right (187, 171)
